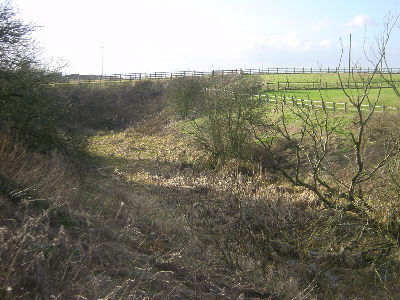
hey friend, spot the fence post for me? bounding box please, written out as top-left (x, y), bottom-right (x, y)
top-left (383, 105), bottom-right (386, 113)
top-left (332, 102), bottom-right (336, 111)
top-left (266, 94), bottom-right (269, 104)
top-left (311, 99), bottom-right (313, 108)
top-left (292, 96), bottom-right (295, 106)
top-left (344, 102), bottom-right (347, 112)
top-left (301, 99), bottom-right (304, 107)
top-left (275, 95), bottom-right (278, 104)
top-left (321, 99), bottom-right (325, 110)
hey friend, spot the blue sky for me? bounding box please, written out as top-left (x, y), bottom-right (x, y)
top-left (10, 0), bottom-right (400, 74)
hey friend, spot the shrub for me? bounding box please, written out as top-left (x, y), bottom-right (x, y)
top-left (181, 75), bottom-right (263, 162)
top-left (0, 66), bottom-right (70, 151)
top-left (165, 76), bottom-right (206, 119)
top-left (0, 3), bottom-right (69, 152)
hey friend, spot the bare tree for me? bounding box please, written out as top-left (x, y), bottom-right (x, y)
top-left (252, 16), bottom-right (400, 261)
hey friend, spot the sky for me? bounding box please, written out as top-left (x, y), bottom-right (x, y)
top-left (9, 0), bottom-right (400, 75)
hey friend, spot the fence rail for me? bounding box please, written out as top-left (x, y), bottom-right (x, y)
top-left (58, 67), bottom-right (400, 84)
top-left (259, 94), bottom-right (400, 114)
top-left (264, 80), bottom-right (400, 90)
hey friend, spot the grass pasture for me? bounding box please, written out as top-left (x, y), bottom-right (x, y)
top-left (265, 87), bottom-right (400, 109)
top-left (259, 72), bottom-right (400, 110)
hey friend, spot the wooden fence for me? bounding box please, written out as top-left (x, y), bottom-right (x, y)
top-left (264, 80), bottom-right (400, 90)
top-left (243, 67), bottom-right (400, 75)
top-left (259, 94), bottom-right (400, 114)
top-left (59, 67), bottom-right (400, 84)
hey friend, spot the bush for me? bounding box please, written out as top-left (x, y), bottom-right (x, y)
top-left (0, 66), bottom-right (70, 151)
top-left (0, 3), bottom-right (69, 152)
top-left (165, 77), bottom-right (206, 119)
top-left (173, 75), bottom-right (263, 162)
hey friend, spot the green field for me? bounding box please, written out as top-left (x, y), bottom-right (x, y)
top-left (258, 72), bottom-right (400, 109)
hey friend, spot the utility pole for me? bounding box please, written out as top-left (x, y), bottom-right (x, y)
top-left (261, 45), bottom-right (264, 73)
top-left (101, 46), bottom-right (104, 78)
top-left (348, 33), bottom-right (351, 74)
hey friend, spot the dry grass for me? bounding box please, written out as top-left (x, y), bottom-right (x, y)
top-left (82, 114), bottom-right (400, 299)
top-left (0, 133), bottom-right (79, 298)
top-left (1, 106), bottom-right (400, 299)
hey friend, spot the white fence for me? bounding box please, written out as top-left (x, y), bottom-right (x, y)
top-left (259, 94), bottom-right (400, 114)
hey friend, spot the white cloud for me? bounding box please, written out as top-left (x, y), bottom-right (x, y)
top-left (263, 31), bottom-right (311, 51)
top-left (346, 14), bottom-right (374, 28)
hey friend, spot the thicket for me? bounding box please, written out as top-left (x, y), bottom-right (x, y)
top-left (166, 75), bottom-right (263, 162)
top-left (63, 80), bottom-right (166, 130)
